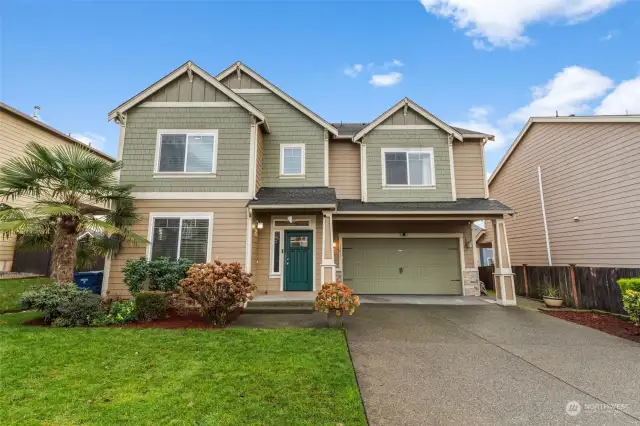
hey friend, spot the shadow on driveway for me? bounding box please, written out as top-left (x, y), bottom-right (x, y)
top-left (344, 304), bottom-right (640, 425)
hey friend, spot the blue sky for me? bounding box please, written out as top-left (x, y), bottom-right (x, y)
top-left (2, 1), bottom-right (639, 174)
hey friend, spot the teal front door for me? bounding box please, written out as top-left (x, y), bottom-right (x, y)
top-left (284, 230), bottom-right (313, 291)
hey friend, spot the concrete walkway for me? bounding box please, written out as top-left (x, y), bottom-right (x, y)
top-left (343, 304), bottom-right (640, 425)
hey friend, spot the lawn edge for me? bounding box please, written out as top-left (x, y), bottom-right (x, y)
top-left (342, 328), bottom-right (370, 426)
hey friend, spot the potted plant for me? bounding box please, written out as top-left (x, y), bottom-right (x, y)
top-left (314, 281), bottom-right (360, 328)
top-left (542, 284), bottom-right (563, 307)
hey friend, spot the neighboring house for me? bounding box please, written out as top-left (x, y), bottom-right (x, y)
top-left (0, 102), bottom-right (115, 272)
top-left (489, 115), bottom-right (640, 268)
top-left (473, 224), bottom-right (493, 266)
top-left (103, 61), bottom-right (516, 305)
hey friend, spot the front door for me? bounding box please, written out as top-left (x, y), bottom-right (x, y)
top-left (284, 230), bottom-right (313, 291)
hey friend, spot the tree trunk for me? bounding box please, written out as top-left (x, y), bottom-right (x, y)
top-left (50, 224), bottom-right (78, 284)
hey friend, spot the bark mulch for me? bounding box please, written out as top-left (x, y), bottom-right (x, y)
top-left (544, 310), bottom-right (640, 343)
top-left (23, 308), bottom-right (243, 329)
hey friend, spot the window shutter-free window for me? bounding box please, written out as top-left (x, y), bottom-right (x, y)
top-left (157, 131), bottom-right (217, 173)
top-left (383, 149), bottom-right (434, 187)
top-left (158, 135), bottom-right (186, 172)
top-left (150, 217), bottom-right (210, 264)
top-left (280, 145), bottom-right (305, 175)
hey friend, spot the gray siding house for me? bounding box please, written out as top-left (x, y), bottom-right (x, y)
top-left (103, 60), bottom-right (516, 306)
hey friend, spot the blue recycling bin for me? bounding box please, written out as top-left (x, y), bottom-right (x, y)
top-left (74, 271), bottom-right (104, 294)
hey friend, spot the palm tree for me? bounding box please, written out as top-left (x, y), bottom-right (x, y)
top-left (0, 142), bottom-right (146, 283)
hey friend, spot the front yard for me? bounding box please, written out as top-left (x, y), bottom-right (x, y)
top-left (0, 312), bottom-right (366, 425)
top-left (0, 277), bottom-right (50, 313)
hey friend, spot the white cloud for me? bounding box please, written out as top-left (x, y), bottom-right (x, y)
top-left (595, 76), bottom-right (640, 114)
top-left (472, 39), bottom-right (493, 51)
top-left (344, 64), bottom-right (364, 78)
top-left (505, 66), bottom-right (614, 123)
top-left (71, 132), bottom-right (107, 150)
top-left (369, 72), bottom-right (403, 87)
top-left (419, 0), bottom-right (623, 48)
top-left (451, 106), bottom-right (512, 151)
top-left (600, 31), bottom-right (614, 41)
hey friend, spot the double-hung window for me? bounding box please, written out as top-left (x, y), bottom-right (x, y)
top-left (148, 214), bottom-right (213, 264)
top-left (382, 148), bottom-right (435, 187)
top-left (280, 144), bottom-right (305, 176)
top-left (156, 130), bottom-right (218, 174)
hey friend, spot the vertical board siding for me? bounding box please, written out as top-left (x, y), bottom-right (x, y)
top-left (453, 141), bottom-right (486, 198)
top-left (490, 122), bottom-right (640, 267)
top-left (365, 128), bottom-right (453, 202)
top-left (381, 109), bottom-right (431, 126)
top-left (147, 73), bottom-right (230, 103)
top-left (239, 92), bottom-right (325, 187)
top-left (107, 199), bottom-right (249, 298)
top-left (120, 107), bottom-right (251, 192)
top-left (329, 141), bottom-right (361, 199)
top-left (220, 71), bottom-right (266, 90)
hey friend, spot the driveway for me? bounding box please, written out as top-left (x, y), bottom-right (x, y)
top-left (343, 304), bottom-right (640, 425)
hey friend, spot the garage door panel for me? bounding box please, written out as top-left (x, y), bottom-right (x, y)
top-left (342, 238), bottom-right (461, 295)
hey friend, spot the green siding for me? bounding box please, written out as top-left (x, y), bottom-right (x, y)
top-left (240, 92), bottom-right (325, 187)
top-left (365, 128), bottom-right (453, 202)
top-left (120, 107), bottom-right (251, 192)
top-left (381, 108), bottom-right (430, 125)
top-left (148, 73), bottom-right (230, 102)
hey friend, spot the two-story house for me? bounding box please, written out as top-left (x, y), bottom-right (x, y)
top-left (102, 61), bottom-right (516, 306)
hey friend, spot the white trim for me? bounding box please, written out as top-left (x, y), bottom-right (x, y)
top-left (448, 136), bottom-right (457, 201)
top-left (250, 204), bottom-right (336, 210)
top-left (131, 192), bottom-right (251, 200)
top-left (471, 223), bottom-right (479, 268)
top-left (494, 219), bottom-right (503, 269)
top-left (335, 210), bottom-right (512, 215)
top-left (338, 233), bottom-right (465, 294)
top-left (488, 115), bottom-right (640, 185)
top-left (381, 147), bottom-right (436, 188)
top-left (538, 166), bottom-right (553, 266)
top-left (376, 124), bottom-right (438, 130)
top-left (146, 212), bottom-right (215, 263)
top-left (115, 117), bottom-right (126, 183)
top-left (324, 130), bottom-right (329, 186)
top-left (245, 208), bottom-right (252, 273)
top-left (353, 98), bottom-right (463, 142)
top-left (481, 139), bottom-right (489, 198)
top-left (139, 102), bottom-right (240, 108)
top-left (249, 122), bottom-right (258, 197)
top-left (270, 215), bottom-right (317, 291)
top-left (279, 143), bottom-right (306, 176)
top-left (333, 216), bottom-right (492, 221)
top-left (361, 143), bottom-right (368, 202)
top-left (216, 62), bottom-right (339, 135)
top-left (232, 88), bottom-right (270, 94)
top-left (108, 61), bottom-right (266, 122)
top-left (154, 129), bottom-right (219, 174)
top-left (502, 221), bottom-right (512, 268)
top-left (269, 229), bottom-right (283, 276)
top-left (101, 255), bottom-right (112, 298)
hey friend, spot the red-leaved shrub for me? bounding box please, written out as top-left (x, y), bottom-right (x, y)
top-left (315, 281), bottom-right (360, 316)
top-left (179, 260), bottom-right (255, 325)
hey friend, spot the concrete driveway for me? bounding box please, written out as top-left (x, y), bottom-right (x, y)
top-left (343, 304), bottom-right (640, 425)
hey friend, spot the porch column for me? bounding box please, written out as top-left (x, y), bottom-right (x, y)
top-left (321, 211), bottom-right (336, 285)
top-left (491, 218), bottom-right (517, 306)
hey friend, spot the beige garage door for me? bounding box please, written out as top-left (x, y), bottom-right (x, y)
top-left (342, 238), bottom-right (462, 295)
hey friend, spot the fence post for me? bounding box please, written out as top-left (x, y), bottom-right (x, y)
top-left (569, 264), bottom-right (579, 308)
top-left (523, 264), bottom-right (529, 297)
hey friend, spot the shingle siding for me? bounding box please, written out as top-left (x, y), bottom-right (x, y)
top-left (120, 106), bottom-right (252, 192)
top-left (365, 128), bottom-right (453, 202)
top-left (239, 92), bottom-right (325, 187)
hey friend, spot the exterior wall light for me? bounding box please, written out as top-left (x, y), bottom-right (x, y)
top-left (257, 221), bottom-right (264, 229)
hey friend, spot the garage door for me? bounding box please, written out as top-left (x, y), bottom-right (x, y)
top-left (342, 238), bottom-right (462, 295)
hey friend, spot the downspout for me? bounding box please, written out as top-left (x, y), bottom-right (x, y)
top-left (537, 166), bottom-right (552, 266)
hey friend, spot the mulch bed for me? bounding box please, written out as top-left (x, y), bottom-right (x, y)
top-left (22, 308), bottom-right (243, 329)
top-left (544, 311), bottom-right (640, 343)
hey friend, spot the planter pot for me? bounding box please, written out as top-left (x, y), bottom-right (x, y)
top-left (543, 296), bottom-right (563, 308)
top-left (326, 312), bottom-right (344, 328)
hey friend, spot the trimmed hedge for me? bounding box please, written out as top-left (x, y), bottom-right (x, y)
top-left (134, 291), bottom-right (168, 322)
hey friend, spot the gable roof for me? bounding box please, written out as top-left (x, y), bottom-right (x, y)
top-left (1, 102), bottom-right (115, 162)
top-left (107, 61), bottom-right (266, 123)
top-left (352, 98), bottom-right (463, 142)
top-left (488, 115), bottom-right (640, 185)
top-left (216, 62), bottom-right (339, 136)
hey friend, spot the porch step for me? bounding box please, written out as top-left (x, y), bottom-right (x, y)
top-left (245, 299), bottom-right (315, 314)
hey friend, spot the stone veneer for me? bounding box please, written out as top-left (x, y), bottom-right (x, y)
top-left (462, 268), bottom-right (481, 296)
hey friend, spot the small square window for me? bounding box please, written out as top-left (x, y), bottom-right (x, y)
top-left (290, 236), bottom-right (309, 248)
top-left (280, 144), bottom-right (305, 176)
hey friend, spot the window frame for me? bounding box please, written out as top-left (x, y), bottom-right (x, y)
top-left (269, 229), bottom-right (283, 275)
top-left (279, 143), bottom-right (305, 177)
top-left (381, 147), bottom-right (436, 188)
top-left (269, 215), bottom-right (315, 281)
top-left (154, 129), bottom-right (219, 175)
top-left (146, 212), bottom-right (214, 263)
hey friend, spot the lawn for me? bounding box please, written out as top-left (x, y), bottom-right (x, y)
top-left (0, 312), bottom-right (366, 425)
top-left (0, 277), bottom-right (50, 313)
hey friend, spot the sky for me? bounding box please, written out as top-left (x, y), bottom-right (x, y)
top-left (2, 0), bottom-right (640, 175)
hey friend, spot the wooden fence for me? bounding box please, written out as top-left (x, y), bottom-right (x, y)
top-left (12, 249), bottom-right (105, 276)
top-left (478, 266), bottom-right (494, 290)
top-left (512, 265), bottom-right (640, 314)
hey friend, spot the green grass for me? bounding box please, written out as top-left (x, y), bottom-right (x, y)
top-left (0, 277), bottom-right (50, 314)
top-left (0, 313), bottom-right (366, 425)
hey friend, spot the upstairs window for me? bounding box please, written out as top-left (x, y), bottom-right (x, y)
top-left (382, 148), bottom-right (435, 187)
top-left (156, 130), bottom-right (217, 174)
top-left (280, 144), bottom-right (305, 176)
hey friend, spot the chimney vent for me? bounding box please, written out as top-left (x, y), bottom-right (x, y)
top-left (32, 106), bottom-right (41, 120)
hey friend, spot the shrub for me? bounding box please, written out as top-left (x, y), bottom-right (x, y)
top-left (315, 281), bottom-right (360, 316)
top-left (619, 278), bottom-right (640, 324)
top-left (135, 291), bottom-right (168, 322)
top-left (122, 257), bottom-right (192, 294)
top-left (168, 291), bottom-right (200, 317)
top-left (91, 299), bottom-right (137, 326)
top-left (20, 282), bottom-right (100, 325)
top-left (618, 278), bottom-right (640, 294)
top-left (179, 260), bottom-right (255, 325)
